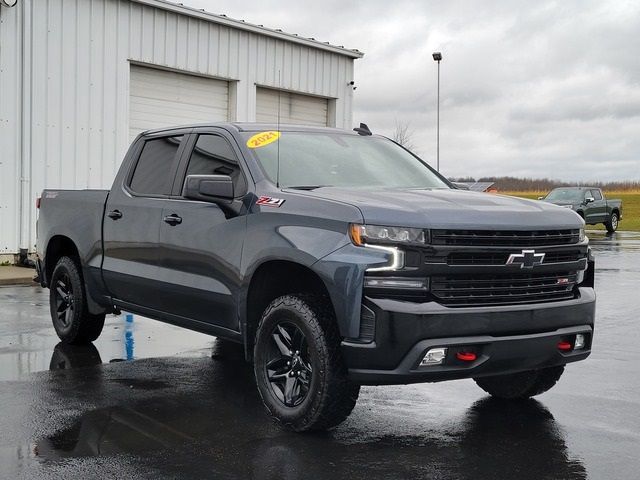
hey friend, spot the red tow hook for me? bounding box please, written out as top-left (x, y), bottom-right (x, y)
top-left (557, 341), bottom-right (573, 351)
top-left (456, 351), bottom-right (477, 362)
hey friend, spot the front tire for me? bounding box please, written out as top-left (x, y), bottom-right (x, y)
top-left (605, 212), bottom-right (619, 233)
top-left (49, 256), bottom-right (105, 345)
top-left (474, 366), bottom-right (565, 399)
top-left (253, 294), bottom-right (359, 432)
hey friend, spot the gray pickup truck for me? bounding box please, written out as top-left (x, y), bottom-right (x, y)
top-left (541, 187), bottom-right (623, 232)
top-left (36, 123), bottom-right (595, 431)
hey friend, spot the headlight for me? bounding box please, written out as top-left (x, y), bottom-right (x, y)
top-left (350, 224), bottom-right (426, 272)
top-left (349, 224), bottom-right (426, 246)
top-left (579, 227), bottom-right (586, 242)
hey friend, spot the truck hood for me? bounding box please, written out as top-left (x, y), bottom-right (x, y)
top-left (289, 187), bottom-right (583, 230)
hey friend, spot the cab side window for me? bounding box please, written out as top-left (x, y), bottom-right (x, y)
top-left (184, 134), bottom-right (247, 196)
top-left (129, 135), bottom-right (183, 195)
top-left (591, 189), bottom-right (602, 201)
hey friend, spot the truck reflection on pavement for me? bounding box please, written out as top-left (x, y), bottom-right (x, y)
top-left (36, 341), bottom-right (585, 479)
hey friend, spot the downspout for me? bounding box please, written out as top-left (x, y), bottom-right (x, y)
top-left (19, 0), bottom-right (32, 253)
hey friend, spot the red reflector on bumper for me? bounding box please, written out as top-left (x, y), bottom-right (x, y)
top-left (557, 341), bottom-right (573, 351)
top-left (456, 352), bottom-right (477, 362)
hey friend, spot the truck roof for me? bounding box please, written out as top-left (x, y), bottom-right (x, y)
top-left (141, 122), bottom-right (359, 136)
top-left (550, 186), bottom-right (600, 190)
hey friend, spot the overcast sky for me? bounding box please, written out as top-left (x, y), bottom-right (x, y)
top-left (188, 0), bottom-right (640, 181)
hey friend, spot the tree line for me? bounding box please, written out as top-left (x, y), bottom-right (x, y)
top-left (449, 176), bottom-right (640, 192)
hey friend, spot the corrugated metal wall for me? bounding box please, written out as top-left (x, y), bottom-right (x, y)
top-left (0, 0), bottom-right (357, 254)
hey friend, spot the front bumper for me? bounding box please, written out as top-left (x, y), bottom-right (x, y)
top-left (343, 287), bottom-right (595, 385)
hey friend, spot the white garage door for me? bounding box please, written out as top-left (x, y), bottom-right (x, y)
top-left (256, 88), bottom-right (328, 126)
top-left (129, 65), bottom-right (229, 140)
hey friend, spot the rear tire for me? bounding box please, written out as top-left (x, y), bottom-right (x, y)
top-left (253, 294), bottom-right (359, 432)
top-left (49, 256), bottom-right (105, 345)
top-left (474, 366), bottom-right (565, 399)
top-left (605, 212), bottom-right (619, 233)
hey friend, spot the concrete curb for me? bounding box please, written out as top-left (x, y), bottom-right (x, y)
top-left (0, 278), bottom-right (37, 286)
top-left (0, 267), bottom-right (37, 286)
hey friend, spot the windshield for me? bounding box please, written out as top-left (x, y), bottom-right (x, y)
top-left (544, 189), bottom-right (585, 202)
top-left (241, 131), bottom-right (449, 189)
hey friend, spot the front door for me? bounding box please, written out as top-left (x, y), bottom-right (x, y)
top-left (154, 131), bottom-right (249, 331)
top-left (586, 189), bottom-right (607, 224)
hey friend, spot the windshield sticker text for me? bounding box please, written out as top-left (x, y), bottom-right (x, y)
top-left (247, 131), bottom-right (281, 149)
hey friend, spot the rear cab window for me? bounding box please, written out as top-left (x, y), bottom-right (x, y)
top-left (128, 135), bottom-right (184, 196)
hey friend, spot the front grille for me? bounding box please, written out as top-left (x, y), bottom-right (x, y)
top-left (446, 250), bottom-right (584, 266)
top-left (431, 229), bottom-right (580, 247)
top-left (431, 272), bottom-right (578, 307)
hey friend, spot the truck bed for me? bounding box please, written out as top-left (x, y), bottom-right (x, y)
top-left (37, 189), bottom-right (109, 282)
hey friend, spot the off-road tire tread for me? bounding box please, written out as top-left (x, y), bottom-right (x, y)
top-left (474, 365), bottom-right (565, 399)
top-left (254, 294), bottom-right (359, 432)
top-left (50, 256), bottom-right (105, 345)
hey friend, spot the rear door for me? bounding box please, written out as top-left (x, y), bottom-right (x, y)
top-left (102, 132), bottom-right (188, 309)
top-left (154, 129), bottom-right (249, 331)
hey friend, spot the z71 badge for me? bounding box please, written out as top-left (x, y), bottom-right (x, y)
top-left (256, 196), bottom-right (285, 207)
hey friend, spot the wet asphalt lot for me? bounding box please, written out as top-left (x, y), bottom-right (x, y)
top-left (1, 231), bottom-right (639, 479)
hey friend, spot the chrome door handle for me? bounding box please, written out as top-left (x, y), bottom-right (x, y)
top-left (107, 210), bottom-right (123, 220)
top-left (163, 214), bottom-right (182, 226)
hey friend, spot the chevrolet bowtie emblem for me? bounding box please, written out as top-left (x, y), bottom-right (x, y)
top-left (506, 249), bottom-right (545, 269)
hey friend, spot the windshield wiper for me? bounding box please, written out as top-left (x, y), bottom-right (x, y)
top-left (286, 185), bottom-right (332, 191)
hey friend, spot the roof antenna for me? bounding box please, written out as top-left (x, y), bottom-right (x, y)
top-left (354, 123), bottom-right (372, 136)
top-left (276, 70), bottom-right (282, 188)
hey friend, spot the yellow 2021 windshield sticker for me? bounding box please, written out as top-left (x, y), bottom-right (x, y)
top-left (247, 131), bottom-right (281, 149)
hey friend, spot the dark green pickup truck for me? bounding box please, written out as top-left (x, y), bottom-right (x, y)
top-left (541, 187), bottom-right (623, 232)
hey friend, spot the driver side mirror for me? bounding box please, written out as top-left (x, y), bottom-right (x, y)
top-left (584, 196), bottom-right (595, 204)
top-left (184, 175), bottom-right (234, 202)
top-left (537, 196), bottom-right (544, 200)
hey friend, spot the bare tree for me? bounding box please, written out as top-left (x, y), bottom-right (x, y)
top-left (392, 119), bottom-right (416, 152)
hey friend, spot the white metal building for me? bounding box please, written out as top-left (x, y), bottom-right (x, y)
top-left (0, 0), bottom-right (362, 258)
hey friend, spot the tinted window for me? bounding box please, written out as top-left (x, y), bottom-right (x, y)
top-left (130, 136), bottom-right (183, 195)
top-left (184, 135), bottom-right (246, 195)
top-left (591, 189), bottom-right (602, 200)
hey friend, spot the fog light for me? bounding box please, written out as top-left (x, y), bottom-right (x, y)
top-left (574, 334), bottom-right (586, 350)
top-left (420, 347), bottom-right (447, 366)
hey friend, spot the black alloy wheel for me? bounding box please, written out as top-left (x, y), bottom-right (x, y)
top-left (49, 256), bottom-right (105, 344)
top-left (253, 294), bottom-right (360, 431)
top-left (53, 273), bottom-right (75, 330)
top-left (265, 322), bottom-right (313, 407)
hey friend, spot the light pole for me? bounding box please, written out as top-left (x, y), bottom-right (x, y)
top-left (432, 52), bottom-right (442, 172)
